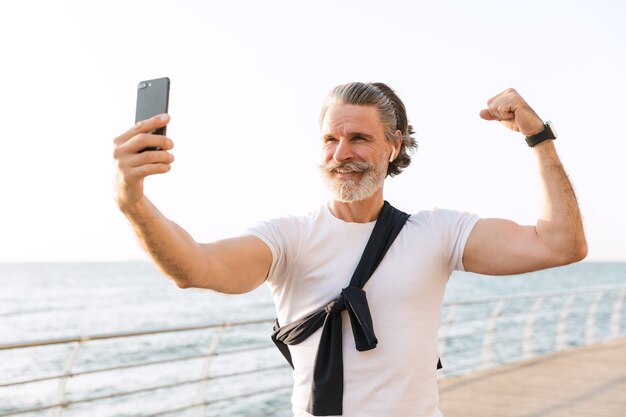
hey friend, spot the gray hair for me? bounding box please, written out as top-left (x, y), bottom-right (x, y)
top-left (319, 82), bottom-right (418, 177)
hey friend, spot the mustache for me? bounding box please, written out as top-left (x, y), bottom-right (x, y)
top-left (320, 160), bottom-right (372, 173)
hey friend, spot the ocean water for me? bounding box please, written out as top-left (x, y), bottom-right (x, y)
top-left (1, 261), bottom-right (625, 416)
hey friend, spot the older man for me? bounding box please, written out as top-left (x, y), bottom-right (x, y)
top-left (113, 82), bottom-right (587, 417)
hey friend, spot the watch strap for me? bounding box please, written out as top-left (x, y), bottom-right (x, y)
top-left (525, 121), bottom-right (556, 147)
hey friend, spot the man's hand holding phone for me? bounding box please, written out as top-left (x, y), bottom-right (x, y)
top-left (112, 114), bottom-right (174, 212)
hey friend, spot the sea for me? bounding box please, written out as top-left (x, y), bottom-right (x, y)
top-left (1, 261), bottom-right (625, 417)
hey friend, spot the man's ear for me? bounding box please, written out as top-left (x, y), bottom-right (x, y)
top-left (390, 130), bottom-right (402, 162)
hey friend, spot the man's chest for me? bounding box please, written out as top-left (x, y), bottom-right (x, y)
top-left (278, 227), bottom-right (448, 324)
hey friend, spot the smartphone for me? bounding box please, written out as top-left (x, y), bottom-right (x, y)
top-left (135, 77), bottom-right (170, 151)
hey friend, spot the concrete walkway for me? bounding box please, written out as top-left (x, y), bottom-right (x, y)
top-left (438, 337), bottom-right (626, 417)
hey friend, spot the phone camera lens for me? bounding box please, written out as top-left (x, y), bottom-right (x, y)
top-left (139, 82), bottom-right (147, 89)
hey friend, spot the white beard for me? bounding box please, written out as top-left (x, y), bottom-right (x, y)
top-left (320, 158), bottom-right (387, 203)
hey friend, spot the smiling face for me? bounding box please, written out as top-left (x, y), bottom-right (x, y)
top-left (319, 104), bottom-right (395, 202)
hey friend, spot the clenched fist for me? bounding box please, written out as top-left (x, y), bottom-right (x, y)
top-left (112, 114), bottom-right (175, 210)
top-left (479, 88), bottom-right (545, 137)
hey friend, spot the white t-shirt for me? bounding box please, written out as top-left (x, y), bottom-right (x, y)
top-left (245, 203), bottom-right (479, 417)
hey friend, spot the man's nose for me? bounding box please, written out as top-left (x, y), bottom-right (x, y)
top-left (333, 140), bottom-right (353, 163)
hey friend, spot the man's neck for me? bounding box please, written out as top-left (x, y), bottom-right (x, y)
top-left (328, 190), bottom-right (384, 223)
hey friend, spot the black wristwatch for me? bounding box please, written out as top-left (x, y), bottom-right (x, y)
top-left (525, 121), bottom-right (557, 147)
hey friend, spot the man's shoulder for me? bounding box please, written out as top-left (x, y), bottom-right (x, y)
top-left (261, 204), bottom-right (324, 227)
top-left (409, 206), bottom-right (473, 220)
top-left (244, 204), bottom-right (325, 238)
top-left (405, 206), bottom-right (479, 234)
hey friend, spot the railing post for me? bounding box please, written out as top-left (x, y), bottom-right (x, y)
top-left (523, 297), bottom-right (544, 359)
top-left (483, 299), bottom-right (505, 369)
top-left (610, 289), bottom-right (625, 338)
top-left (49, 338), bottom-right (86, 417)
top-left (585, 292), bottom-right (604, 345)
top-left (439, 304), bottom-right (458, 357)
top-left (193, 324), bottom-right (226, 417)
top-left (556, 294), bottom-right (575, 351)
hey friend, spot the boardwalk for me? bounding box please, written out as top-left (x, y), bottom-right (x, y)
top-left (2, 285), bottom-right (623, 417)
top-left (438, 337), bottom-right (626, 417)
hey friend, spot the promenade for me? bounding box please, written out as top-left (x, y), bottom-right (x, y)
top-left (2, 284), bottom-right (623, 417)
top-left (438, 337), bottom-right (626, 417)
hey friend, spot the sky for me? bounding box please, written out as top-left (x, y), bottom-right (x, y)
top-left (1, 0), bottom-right (625, 262)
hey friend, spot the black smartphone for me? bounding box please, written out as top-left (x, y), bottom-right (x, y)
top-left (135, 77), bottom-right (170, 151)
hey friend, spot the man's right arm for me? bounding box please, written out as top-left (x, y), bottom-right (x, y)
top-left (113, 114), bottom-right (272, 294)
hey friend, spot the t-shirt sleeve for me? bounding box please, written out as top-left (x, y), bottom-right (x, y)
top-left (428, 208), bottom-right (480, 273)
top-left (241, 216), bottom-right (298, 287)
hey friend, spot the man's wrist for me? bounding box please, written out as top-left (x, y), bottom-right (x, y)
top-left (119, 196), bottom-right (150, 218)
top-left (524, 120), bottom-right (546, 137)
top-left (525, 121), bottom-right (557, 148)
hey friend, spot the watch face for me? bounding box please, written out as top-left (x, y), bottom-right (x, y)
top-left (546, 121), bottom-right (557, 138)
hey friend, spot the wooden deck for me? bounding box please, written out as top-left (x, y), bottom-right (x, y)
top-left (438, 337), bottom-right (626, 417)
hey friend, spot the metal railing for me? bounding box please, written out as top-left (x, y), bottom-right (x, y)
top-left (1, 285), bottom-right (624, 417)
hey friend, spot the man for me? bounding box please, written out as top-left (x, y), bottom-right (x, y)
top-left (113, 82), bottom-right (587, 417)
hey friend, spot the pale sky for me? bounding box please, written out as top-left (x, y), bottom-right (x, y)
top-left (1, 0), bottom-right (625, 262)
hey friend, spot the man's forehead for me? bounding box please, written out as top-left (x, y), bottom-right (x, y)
top-left (321, 104), bottom-right (382, 135)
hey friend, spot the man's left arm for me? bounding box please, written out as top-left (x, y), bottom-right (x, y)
top-left (463, 88), bottom-right (588, 275)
